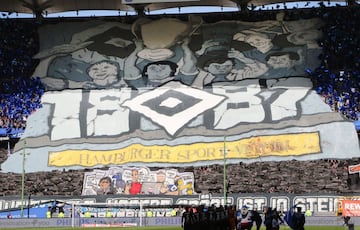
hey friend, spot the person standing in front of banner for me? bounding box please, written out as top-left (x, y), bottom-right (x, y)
top-left (236, 205), bottom-right (253, 230)
top-left (192, 206), bottom-right (200, 230)
top-left (46, 207), bottom-right (51, 218)
top-left (343, 216), bottom-right (351, 226)
top-left (252, 208), bottom-right (262, 230)
top-left (84, 211), bottom-right (91, 218)
top-left (146, 209), bottom-right (153, 218)
top-left (199, 205), bottom-right (209, 230)
top-left (182, 207), bottom-right (192, 230)
top-left (292, 207), bottom-right (305, 230)
top-left (106, 210), bottom-right (112, 218)
top-left (228, 205), bottom-right (237, 230)
top-left (207, 205), bottom-right (217, 230)
top-left (58, 211), bottom-right (65, 218)
top-left (263, 207), bottom-right (273, 230)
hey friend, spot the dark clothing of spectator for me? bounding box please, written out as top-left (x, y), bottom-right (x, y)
top-left (292, 208), bottom-right (305, 230)
top-left (252, 210), bottom-right (262, 230)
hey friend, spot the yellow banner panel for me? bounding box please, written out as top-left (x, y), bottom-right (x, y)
top-left (48, 132), bottom-right (320, 167)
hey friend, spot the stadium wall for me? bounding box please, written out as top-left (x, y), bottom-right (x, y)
top-left (0, 193), bottom-right (359, 217)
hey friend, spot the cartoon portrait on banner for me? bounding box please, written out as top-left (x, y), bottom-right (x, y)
top-left (32, 14), bottom-right (323, 91)
top-left (82, 166), bottom-right (195, 196)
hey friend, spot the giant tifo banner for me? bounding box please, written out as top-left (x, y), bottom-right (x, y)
top-left (2, 15), bottom-right (360, 173)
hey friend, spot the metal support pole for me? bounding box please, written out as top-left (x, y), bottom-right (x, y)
top-left (140, 201), bottom-right (143, 227)
top-left (27, 193), bottom-right (31, 218)
top-left (20, 139), bottom-right (26, 218)
top-left (223, 136), bottom-right (227, 206)
top-left (71, 203), bottom-right (75, 228)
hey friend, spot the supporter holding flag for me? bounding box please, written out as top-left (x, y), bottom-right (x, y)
top-left (285, 204), bottom-right (305, 230)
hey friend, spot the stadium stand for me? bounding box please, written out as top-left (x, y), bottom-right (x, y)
top-left (0, 5), bottom-right (359, 198)
top-left (308, 6), bottom-right (360, 124)
top-left (0, 19), bottom-right (44, 138)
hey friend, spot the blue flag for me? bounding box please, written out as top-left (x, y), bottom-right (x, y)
top-left (284, 206), bottom-right (295, 229)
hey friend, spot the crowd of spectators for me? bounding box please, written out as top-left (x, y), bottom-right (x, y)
top-left (0, 20), bottom-right (44, 137)
top-left (0, 77), bottom-right (44, 137)
top-left (308, 6), bottom-right (360, 128)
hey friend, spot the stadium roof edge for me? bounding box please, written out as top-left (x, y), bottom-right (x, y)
top-left (0, 0), bottom-right (351, 16)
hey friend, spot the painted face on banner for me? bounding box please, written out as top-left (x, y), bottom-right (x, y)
top-left (267, 54), bottom-right (293, 69)
top-left (99, 178), bottom-right (111, 191)
top-left (206, 60), bottom-right (233, 75)
top-left (131, 169), bottom-right (140, 182)
top-left (245, 34), bottom-right (273, 53)
top-left (287, 30), bottom-right (322, 46)
top-left (156, 171), bottom-right (166, 183)
top-left (146, 64), bottom-right (173, 81)
top-left (88, 61), bottom-right (118, 86)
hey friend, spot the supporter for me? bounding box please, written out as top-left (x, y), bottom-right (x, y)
top-left (0, 76), bottom-right (44, 137)
top-left (46, 208), bottom-right (51, 218)
top-left (263, 206), bottom-right (273, 230)
top-left (292, 207), bottom-right (305, 230)
top-left (84, 211), bottom-right (91, 218)
top-left (181, 207), bottom-right (192, 230)
top-left (58, 211), bottom-right (65, 218)
top-left (106, 210), bottom-right (112, 218)
top-left (305, 209), bottom-right (312, 217)
top-left (252, 208), bottom-right (262, 230)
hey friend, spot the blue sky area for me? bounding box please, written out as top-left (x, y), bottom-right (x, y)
top-left (0, 1), bottom-right (350, 18)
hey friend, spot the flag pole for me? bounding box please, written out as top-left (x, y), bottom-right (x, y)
top-left (223, 136), bottom-right (227, 206)
top-left (20, 139), bottom-right (26, 218)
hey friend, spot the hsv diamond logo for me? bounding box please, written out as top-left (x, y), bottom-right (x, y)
top-left (122, 82), bottom-right (226, 136)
